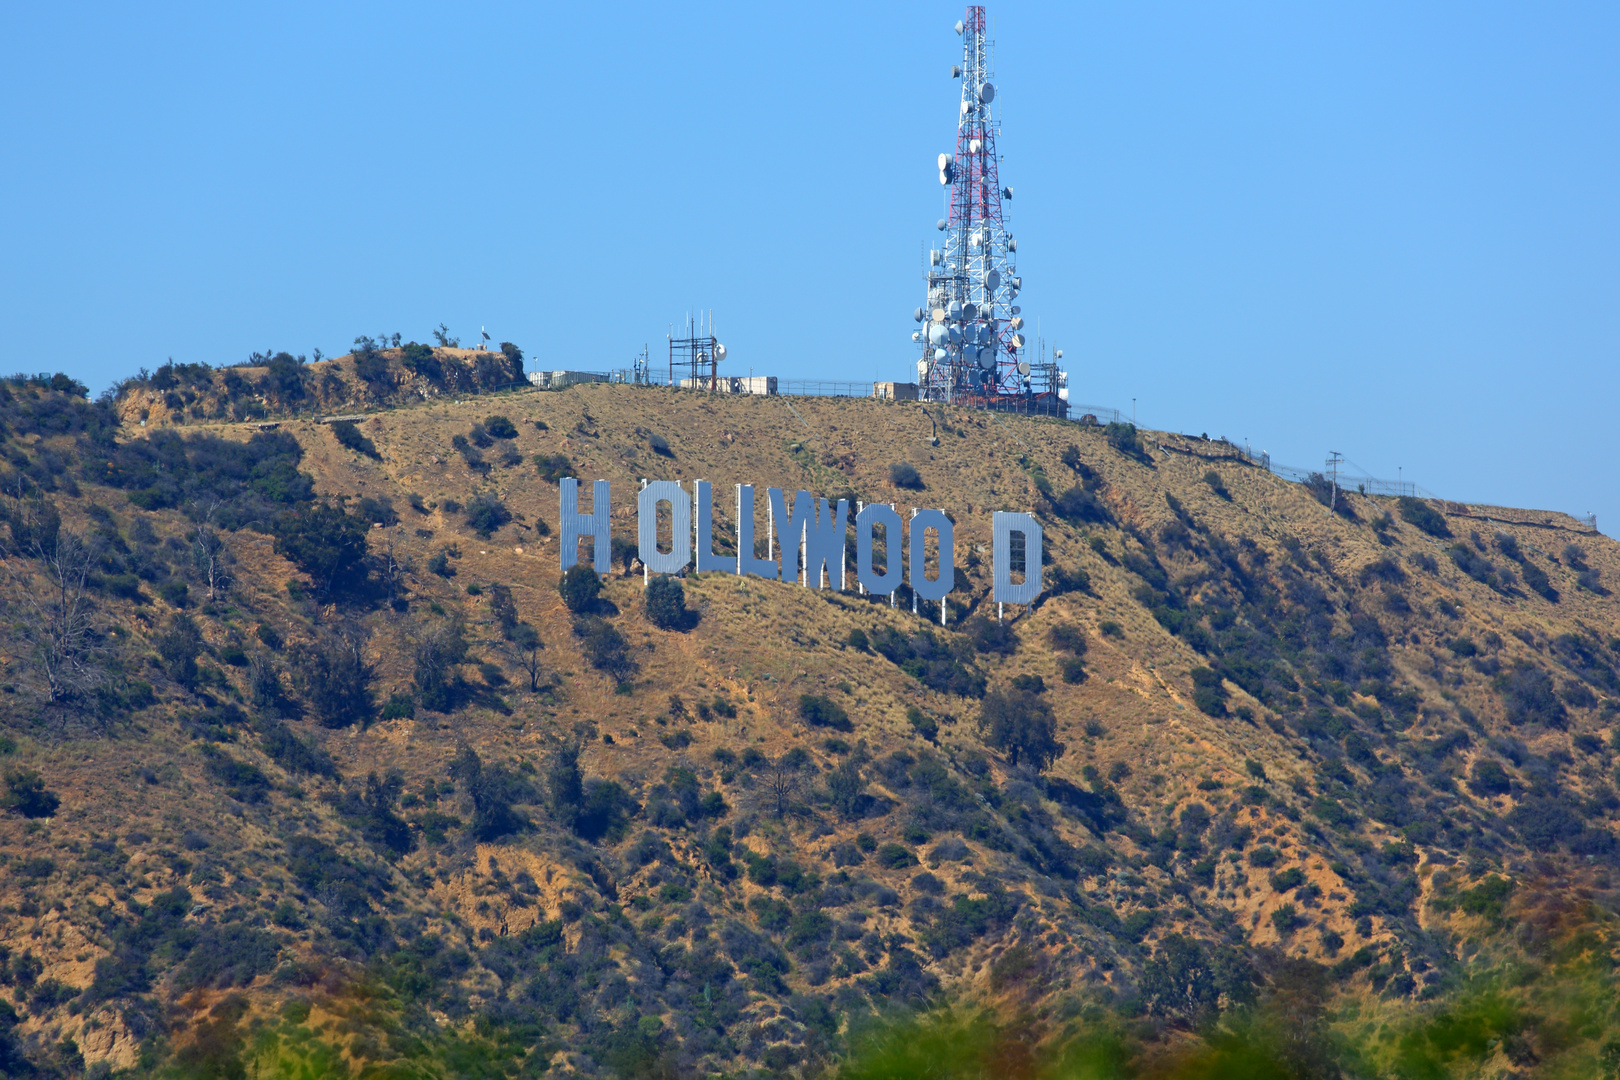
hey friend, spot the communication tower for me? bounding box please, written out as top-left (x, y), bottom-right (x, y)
top-left (668, 311), bottom-right (727, 390)
top-left (912, 7), bottom-right (1063, 415)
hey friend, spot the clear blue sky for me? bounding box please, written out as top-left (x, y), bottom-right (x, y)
top-left (3, 3), bottom-right (1616, 532)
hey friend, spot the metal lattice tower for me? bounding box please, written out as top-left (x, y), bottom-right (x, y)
top-left (912, 6), bottom-right (1062, 415)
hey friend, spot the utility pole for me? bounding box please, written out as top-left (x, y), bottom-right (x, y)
top-left (1326, 451), bottom-right (1344, 512)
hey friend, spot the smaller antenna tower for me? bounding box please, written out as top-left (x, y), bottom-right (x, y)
top-left (668, 311), bottom-right (728, 391)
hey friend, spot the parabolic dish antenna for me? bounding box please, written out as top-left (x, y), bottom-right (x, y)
top-left (1017, 360), bottom-right (1031, 376)
top-left (714, 343), bottom-right (727, 363)
top-left (977, 348), bottom-right (995, 370)
top-left (979, 82), bottom-right (995, 103)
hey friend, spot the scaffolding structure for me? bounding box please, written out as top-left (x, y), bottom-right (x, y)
top-left (668, 312), bottom-right (723, 390)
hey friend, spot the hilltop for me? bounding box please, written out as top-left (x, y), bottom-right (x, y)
top-left (1, 366), bottom-right (1618, 1078)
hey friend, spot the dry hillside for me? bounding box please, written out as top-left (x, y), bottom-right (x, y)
top-left (0, 368), bottom-right (1618, 1078)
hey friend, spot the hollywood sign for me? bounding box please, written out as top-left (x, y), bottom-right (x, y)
top-left (559, 478), bottom-right (1044, 617)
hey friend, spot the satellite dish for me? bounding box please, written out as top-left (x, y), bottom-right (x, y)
top-left (933, 348), bottom-right (947, 361)
top-left (960, 100), bottom-right (970, 115)
top-left (962, 302), bottom-right (978, 320)
top-left (969, 138), bottom-right (981, 154)
top-left (1053, 349), bottom-right (1063, 359)
top-left (930, 249), bottom-right (942, 266)
top-left (1007, 237), bottom-right (1016, 252)
top-left (913, 307), bottom-right (925, 322)
top-left (937, 152), bottom-right (951, 170)
top-left (1017, 360), bottom-right (1031, 376)
top-left (1011, 333), bottom-right (1026, 348)
top-left (912, 331), bottom-right (922, 342)
top-left (1009, 316), bottom-right (1024, 331)
top-left (954, 19), bottom-right (965, 34)
top-left (985, 269), bottom-right (1001, 291)
top-left (918, 360), bottom-right (930, 377)
top-left (947, 300), bottom-right (962, 320)
top-left (951, 65), bottom-right (962, 78)
top-left (714, 343), bottom-right (727, 363)
top-left (936, 218), bottom-right (947, 231)
top-left (928, 324), bottom-right (948, 346)
top-left (947, 325), bottom-right (963, 346)
top-left (1010, 305), bottom-right (1021, 315)
top-left (977, 348), bottom-right (995, 370)
top-left (932, 307), bottom-right (946, 322)
top-left (979, 82), bottom-right (995, 103)
top-left (1002, 186), bottom-right (1013, 199)
top-left (1011, 276), bottom-right (1021, 290)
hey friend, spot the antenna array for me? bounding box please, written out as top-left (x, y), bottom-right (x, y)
top-left (911, 6), bottom-right (1064, 416)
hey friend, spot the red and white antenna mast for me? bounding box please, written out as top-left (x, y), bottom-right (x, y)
top-left (912, 7), bottom-right (1061, 415)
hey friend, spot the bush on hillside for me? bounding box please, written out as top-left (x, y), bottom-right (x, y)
top-left (645, 576), bottom-right (692, 631)
top-left (329, 420), bottom-right (380, 460)
top-left (1052, 485), bottom-right (1111, 525)
top-left (978, 688), bottom-right (1063, 772)
top-left (465, 493), bottom-right (512, 538)
top-left (272, 501), bottom-right (370, 597)
top-left (3, 770), bottom-right (60, 819)
top-left (889, 462), bottom-right (924, 490)
top-left (559, 564), bottom-right (601, 613)
top-left (574, 616), bottom-right (637, 683)
top-left (799, 694), bottom-right (853, 733)
top-left (1397, 496), bottom-right (1452, 538)
top-left (292, 630), bottom-right (374, 728)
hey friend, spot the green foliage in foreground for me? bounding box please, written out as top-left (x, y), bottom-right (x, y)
top-left (116, 871), bottom-right (1620, 1080)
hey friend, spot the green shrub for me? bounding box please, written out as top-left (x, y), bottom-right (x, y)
top-left (3, 770), bottom-right (60, 818)
top-left (889, 462), bottom-right (924, 490)
top-left (558, 565), bottom-right (601, 613)
top-left (329, 420), bottom-right (380, 460)
top-left (272, 501), bottom-right (370, 596)
top-left (464, 493), bottom-right (510, 538)
top-left (876, 843), bottom-right (919, 869)
top-left (1468, 758), bottom-right (1511, 797)
top-left (483, 415), bottom-right (518, 439)
top-left (800, 693), bottom-right (853, 732)
top-left (574, 616), bottom-right (637, 682)
top-left (1190, 667), bottom-right (1227, 716)
top-left (978, 688), bottom-right (1063, 772)
top-left (104, 573), bottom-right (145, 602)
top-left (1203, 470), bottom-right (1231, 500)
top-left (645, 576), bottom-right (691, 630)
top-left (1248, 846), bottom-right (1279, 867)
top-left (1053, 485), bottom-right (1111, 524)
top-left (1049, 623), bottom-right (1088, 655)
top-left (291, 630), bottom-right (374, 728)
top-left (1270, 867), bottom-right (1306, 892)
top-left (1103, 421), bottom-right (1146, 460)
top-left (846, 627), bottom-right (869, 652)
top-left (534, 453), bottom-right (573, 483)
top-left (1397, 496), bottom-right (1451, 538)
top-left (906, 706), bottom-right (938, 741)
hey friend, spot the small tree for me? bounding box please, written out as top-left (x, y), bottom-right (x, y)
top-left (155, 613), bottom-right (203, 687)
top-left (506, 623), bottom-right (546, 691)
top-left (272, 502), bottom-right (369, 597)
top-left (978, 688), bottom-right (1064, 772)
top-left (292, 627), bottom-right (374, 728)
top-left (763, 748), bottom-right (811, 818)
top-left (188, 502), bottom-right (231, 601)
top-left (2, 516), bottom-right (108, 706)
top-left (412, 619), bottom-right (468, 712)
top-left (559, 564), bottom-right (601, 613)
top-left (645, 575), bottom-right (690, 630)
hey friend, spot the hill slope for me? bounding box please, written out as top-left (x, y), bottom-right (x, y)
top-left (1, 372), bottom-right (1618, 1077)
